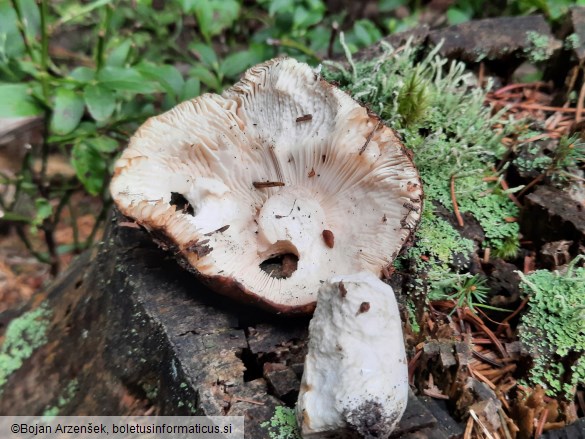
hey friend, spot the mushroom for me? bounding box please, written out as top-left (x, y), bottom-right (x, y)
top-left (296, 272), bottom-right (408, 438)
top-left (110, 58), bottom-right (422, 314)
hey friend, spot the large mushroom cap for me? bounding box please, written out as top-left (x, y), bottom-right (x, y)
top-left (110, 58), bottom-right (422, 314)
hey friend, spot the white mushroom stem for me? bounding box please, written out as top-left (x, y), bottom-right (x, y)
top-left (297, 272), bottom-right (408, 438)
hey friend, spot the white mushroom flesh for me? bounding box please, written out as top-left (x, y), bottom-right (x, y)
top-left (297, 272), bottom-right (408, 438)
top-left (110, 58), bottom-right (422, 312)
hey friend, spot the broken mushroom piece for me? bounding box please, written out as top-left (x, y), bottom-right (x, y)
top-left (297, 272), bottom-right (408, 438)
top-left (110, 57), bottom-right (422, 314)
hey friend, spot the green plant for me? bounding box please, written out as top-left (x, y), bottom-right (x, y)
top-left (517, 256), bottom-right (585, 398)
top-left (261, 406), bottom-right (301, 439)
top-left (428, 273), bottom-right (498, 313)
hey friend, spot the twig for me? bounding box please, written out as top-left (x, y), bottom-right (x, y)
top-left (472, 349), bottom-right (504, 368)
top-left (450, 175), bottom-right (464, 227)
top-left (464, 309), bottom-right (508, 358)
top-left (478, 62), bottom-right (485, 88)
top-left (496, 296), bottom-right (530, 336)
top-left (408, 349), bottom-right (423, 385)
top-left (577, 391), bottom-right (585, 416)
top-left (470, 409), bottom-right (495, 439)
top-left (517, 174), bottom-right (544, 198)
top-left (493, 82), bottom-right (548, 97)
top-left (499, 408), bottom-right (514, 439)
top-left (498, 176), bottom-right (522, 208)
top-left (327, 21), bottom-right (338, 60)
top-left (491, 101), bottom-right (579, 113)
top-left (469, 365), bottom-right (497, 390)
top-left (534, 408), bottom-right (548, 438)
top-left (576, 80), bottom-right (585, 123)
top-left (231, 396), bottom-right (264, 406)
top-left (464, 416), bottom-right (474, 439)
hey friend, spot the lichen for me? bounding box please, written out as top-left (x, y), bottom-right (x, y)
top-left (0, 303), bottom-right (52, 392)
top-left (260, 406), bottom-right (301, 439)
top-left (42, 379), bottom-right (79, 417)
top-left (517, 257), bottom-right (585, 398)
top-left (564, 33), bottom-right (581, 50)
top-left (524, 31), bottom-right (554, 63)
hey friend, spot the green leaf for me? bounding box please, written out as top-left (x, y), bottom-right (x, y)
top-left (352, 19), bottom-right (382, 46)
top-left (86, 136), bottom-right (118, 153)
top-left (57, 0), bottom-right (114, 25)
top-left (447, 7), bottom-right (471, 25)
top-left (84, 84), bottom-right (116, 121)
top-left (106, 39), bottom-right (133, 67)
top-left (69, 67), bottom-right (95, 82)
top-left (0, 83), bottom-right (43, 117)
top-left (268, 0), bottom-right (294, 16)
top-left (193, 0), bottom-right (240, 40)
top-left (0, 1), bottom-right (26, 58)
top-left (178, 0), bottom-right (197, 12)
top-left (97, 66), bottom-right (157, 93)
top-left (220, 51), bottom-right (254, 78)
top-left (189, 42), bottom-right (218, 67)
top-left (71, 141), bottom-right (107, 195)
top-left (51, 88), bottom-right (85, 135)
top-left (180, 77), bottom-right (200, 101)
top-left (189, 65), bottom-right (222, 91)
top-left (31, 197), bottom-right (52, 232)
top-left (135, 63), bottom-right (184, 96)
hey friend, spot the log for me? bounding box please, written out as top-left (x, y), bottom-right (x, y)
top-left (0, 211), bottom-right (461, 438)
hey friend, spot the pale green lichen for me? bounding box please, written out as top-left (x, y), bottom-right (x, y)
top-left (260, 406), bottom-right (301, 439)
top-left (517, 257), bottom-right (585, 398)
top-left (42, 379), bottom-right (79, 417)
top-left (524, 31), bottom-right (554, 63)
top-left (0, 303), bottom-right (52, 392)
top-left (564, 33), bottom-right (580, 51)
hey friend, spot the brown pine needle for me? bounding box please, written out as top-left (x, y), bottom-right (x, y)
top-left (450, 175), bottom-right (464, 227)
top-left (469, 366), bottom-right (497, 390)
top-left (464, 416), bottom-right (474, 439)
top-left (535, 408), bottom-right (549, 438)
top-left (497, 175), bottom-right (522, 208)
top-left (493, 82), bottom-right (548, 97)
top-left (517, 174), bottom-right (544, 197)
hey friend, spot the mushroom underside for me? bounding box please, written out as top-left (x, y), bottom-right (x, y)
top-left (110, 58), bottom-right (423, 313)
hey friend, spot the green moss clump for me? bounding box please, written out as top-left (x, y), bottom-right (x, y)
top-left (517, 257), bottom-right (585, 398)
top-left (261, 406), bottom-right (301, 439)
top-left (0, 303), bottom-right (52, 392)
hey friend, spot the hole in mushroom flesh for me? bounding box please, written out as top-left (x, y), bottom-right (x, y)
top-left (259, 253), bottom-right (299, 279)
top-left (169, 192), bottom-right (194, 216)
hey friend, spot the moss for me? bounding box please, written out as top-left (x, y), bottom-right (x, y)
top-left (0, 303), bottom-right (52, 392)
top-left (42, 379), bottom-right (79, 417)
top-left (517, 257), bottom-right (585, 399)
top-left (260, 406), bottom-right (301, 439)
